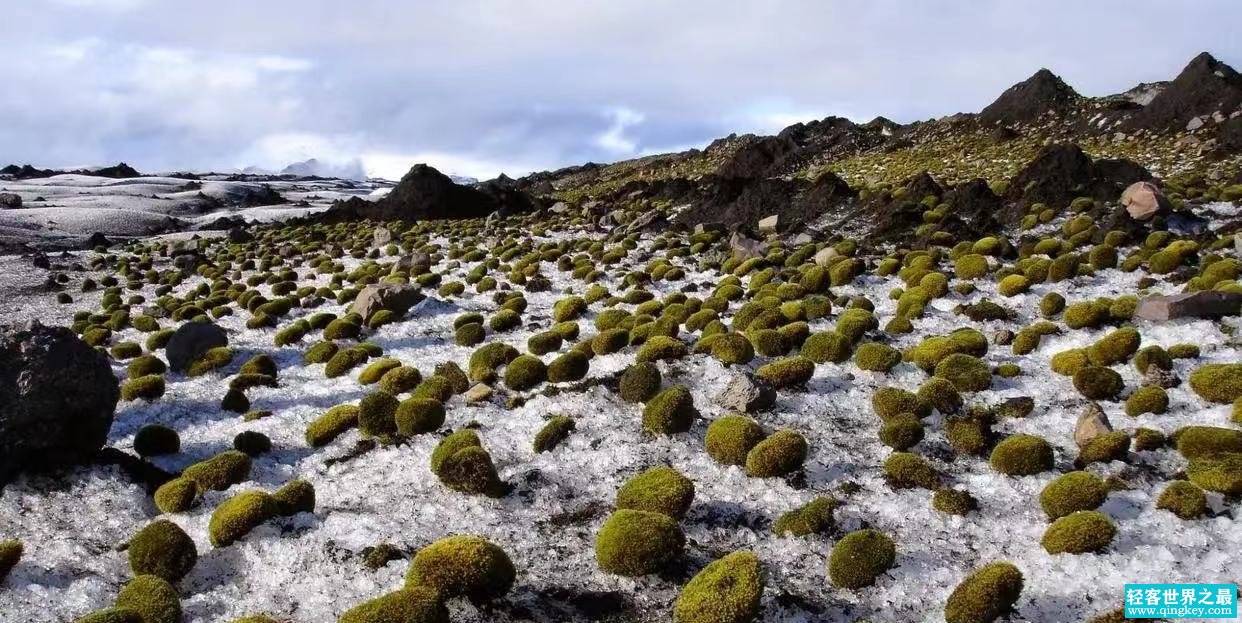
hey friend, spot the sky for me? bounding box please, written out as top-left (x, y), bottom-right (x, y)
top-left (1, 1), bottom-right (1240, 181)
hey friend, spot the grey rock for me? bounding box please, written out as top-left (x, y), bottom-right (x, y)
top-left (729, 231), bottom-right (765, 260)
top-left (1134, 291), bottom-right (1242, 320)
top-left (0, 192), bottom-right (22, 209)
top-left (373, 226), bottom-right (394, 247)
top-left (1074, 403), bottom-right (1113, 447)
top-left (1142, 365), bottom-right (1181, 389)
top-left (1, 322), bottom-right (119, 483)
top-left (226, 226), bottom-right (251, 243)
top-left (996, 396), bottom-right (1035, 419)
top-left (625, 211), bottom-right (667, 234)
top-left (694, 222), bottom-right (726, 235)
top-left (813, 247), bottom-right (839, 266)
top-left (349, 282), bottom-right (424, 323)
top-left (992, 330), bottom-right (1015, 346)
top-left (165, 322), bottom-right (228, 372)
top-left (715, 373), bottom-right (777, 413)
top-left (757, 214), bottom-right (779, 234)
top-left (549, 201), bottom-right (571, 214)
top-left (464, 383), bottom-right (494, 404)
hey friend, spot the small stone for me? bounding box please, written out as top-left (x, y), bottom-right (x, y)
top-left (1142, 366), bottom-right (1181, 389)
top-left (992, 330), bottom-right (1015, 346)
top-left (997, 396), bottom-right (1035, 419)
top-left (694, 222), bottom-right (726, 235)
top-left (464, 383), bottom-right (494, 405)
top-left (757, 214), bottom-right (779, 234)
top-left (1074, 403), bottom-right (1113, 447)
top-left (729, 232), bottom-right (765, 260)
top-left (813, 247), bottom-right (839, 267)
top-left (1134, 291), bottom-right (1242, 321)
top-left (349, 282), bottom-right (424, 323)
top-left (372, 227), bottom-right (394, 247)
top-left (715, 373), bottom-right (776, 413)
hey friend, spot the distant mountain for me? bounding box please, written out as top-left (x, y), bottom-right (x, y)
top-left (279, 158), bottom-right (367, 180)
top-left (979, 68), bottom-right (1081, 125)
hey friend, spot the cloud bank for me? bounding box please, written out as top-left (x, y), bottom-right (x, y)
top-left (1, 0), bottom-right (1239, 179)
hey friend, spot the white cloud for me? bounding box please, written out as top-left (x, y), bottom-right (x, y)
top-left (594, 107), bottom-right (645, 154)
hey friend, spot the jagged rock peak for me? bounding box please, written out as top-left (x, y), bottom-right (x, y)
top-left (1125, 51), bottom-right (1242, 132)
top-left (979, 67), bottom-right (1081, 125)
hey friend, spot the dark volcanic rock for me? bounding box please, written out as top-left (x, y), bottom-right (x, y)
top-left (324, 164), bottom-right (536, 222)
top-left (165, 322), bottom-right (228, 373)
top-left (1004, 144), bottom-right (1150, 217)
top-left (673, 170), bottom-right (856, 233)
top-left (0, 192), bottom-right (21, 209)
top-left (1125, 52), bottom-right (1242, 132)
top-left (715, 134), bottom-right (802, 179)
top-left (1, 322), bottom-right (119, 484)
top-left (937, 178), bottom-right (1003, 240)
top-left (980, 68), bottom-right (1080, 126)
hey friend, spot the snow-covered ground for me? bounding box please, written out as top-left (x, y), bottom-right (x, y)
top-left (0, 210), bottom-right (1239, 623)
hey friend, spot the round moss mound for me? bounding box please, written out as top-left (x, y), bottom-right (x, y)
top-left (395, 398), bottom-right (446, 436)
top-left (182, 450), bottom-right (252, 492)
top-left (854, 342), bottom-right (902, 372)
top-left (1156, 480), bottom-right (1207, 520)
top-left (405, 535), bottom-right (516, 602)
top-left (642, 385), bottom-right (697, 435)
top-left (504, 354), bottom-right (547, 391)
top-left (1072, 366), bottom-right (1124, 400)
top-left (672, 551), bottom-right (763, 623)
top-left (134, 424), bottom-right (180, 457)
top-left (616, 466), bottom-right (695, 519)
top-left (122, 375), bottom-right (166, 402)
top-left (933, 488), bottom-right (978, 516)
top-left (306, 404), bottom-right (359, 447)
top-left (745, 429), bottom-right (808, 478)
top-left (1188, 363), bottom-right (1242, 403)
top-left (594, 509), bottom-right (685, 577)
top-left (1125, 386), bottom-right (1169, 417)
top-left (878, 414), bottom-right (924, 451)
top-left (619, 362), bottom-right (661, 403)
top-left (116, 575), bottom-right (181, 623)
top-left (827, 529), bottom-right (896, 589)
top-left (872, 387), bottom-right (931, 420)
top-left (934, 353), bottom-right (992, 392)
top-left (232, 431), bottom-right (271, 456)
top-left (944, 561), bottom-right (1024, 623)
top-left (774, 496), bottom-right (836, 536)
top-left (533, 415), bottom-right (575, 453)
top-left (989, 434), bottom-right (1054, 476)
top-left (338, 587), bottom-right (448, 623)
top-left (1077, 430), bottom-right (1131, 465)
top-left (1187, 453), bottom-right (1242, 494)
top-left (379, 366), bottom-right (423, 394)
top-left (1040, 511), bottom-right (1116, 554)
top-left (128, 520), bottom-right (197, 582)
top-left (883, 452), bottom-right (940, 489)
top-left (756, 356), bottom-right (815, 389)
top-left (712, 332), bottom-right (756, 365)
top-left (0, 539), bottom-right (22, 582)
top-left (801, 331), bottom-right (852, 363)
top-left (917, 377), bottom-right (962, 415)
top-left (1039, 471), bottom-right (1107, 520)
top-left (705, 415), bottom-right (765, 466)
top-left (547, 350), bottom-right (590, 383)
top-left (153, 477), bottom-right (199, 514)
top-left (273, 479), bottom-right (316, 516)
top-left (430, 430), bottom-right (505, 497)
top-left (208, 490), bottom-right (278, 547)
top-left (1086, 327), bottom-right (1141, 366)
top-left (637, 335), bottom-right (688, 363)
top-left (358, 390), bottom-right (400, 438)
top-left (1175, 425), bottom-right (1242, 459)
top-left (72, 608), bottom-right (143, 623)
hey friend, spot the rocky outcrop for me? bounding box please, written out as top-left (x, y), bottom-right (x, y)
top-left (165, 322), bottom-right (228, 373)
top-left (1125, 52), bottom-right (1242, 133)
top-left (324, 164), bottom-right (538, 222)
top-left (1004, 144), bottom-right (1150, 216)
top-left (980, 68), bottom-right (1081, 126)
top-left (673, 170), bottom-right (856, 234)
top-left (1, 322), bottom-right (119, 484)
top-left (349, 282), bottom-right (424, 323)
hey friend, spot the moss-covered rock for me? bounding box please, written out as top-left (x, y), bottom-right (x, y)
top-left (756, 356), bottom-right (815, 388)
top-left (1188, 363), bottom-right (1242, 403)
top-left (134, 424), bottom-right (180, 457)
top-left (272, 479), bottom-right (315, 516)
top-left (872, 386), bottom-right (932, 420)
top-left (1175, 425), bottom-right (1242, 459)
top-left (1072, 365), bottom-right (1124, 400)
top-left (878, 413), bottom-right (924, 451)
top-left (711, 332), bottom-right (756, 365)
top-left (883, 452), bottom-right (940, 489)
top-left (430, 430), bottom-right (505, 497)
top-left (934, 353), bottom-right (991, 392)
top-left (827, 529), bottom-right (895, 589)
top-left (594, 509), bottom-right (685, 576)
top-left (1040, 511), bottom-right (1116, 554)
top-left (917, 378), bottom-right (962, 415)
top-left (306, 404), bottom-right (359, 447)
top-left (1039, 471), bottom-right (1106, 520)
top-left (773, 496), bottom-right (836, 536)
top-left (944, 562), bottom-right (1024, 623)
top-left (357, 390), bottom-right (400, 439)
top-left (1125, 386), bottom-right (1169, 417)
top-left (395, 398), bottom-right (446, 436)
top-left (616, 466), bottom-right (695, 519)
top-left (1077, 431), bottom-right (1131, 465)
top-left (122, 374), bottom-right (166, 402)
top-left (182, 450), bottom-right (251, 492)
top-left (533, 415), bottom-right (575, 453)
top-left (1187, 453), bottom-right (1242, 494)
top-left (209, 490), bottom-right (278, 547)
top-left (504, 354), bottom-right (547, 391)
top-left (1086, 328), bottom-right (1141, 366)
top-left (128, 520), bottom-right (197, 582)
top-left (405, 535), bottom-right (515, 602)
top-left (379, 366), bottom-right (423, 394)
top-left (72, 608), bottom-right (143, 623)
top-left (745, 429), bottom-right (807, 478)
top-left (115, 575), bottom-right (181, 623)
top-left (619, 362), bottom-right (661, 403)
top-left (854, 342), bottom-right (902, 372)
top-left (642, 386), bottom-right (697, 435)
top-left (672, 551), bottom-right (763, 623)
top-left (1156, 480), bottom-right (1207, 520)
top-left (705, 415), bottom-right (765, 466)
top-left (186, 346), bottom-right (234, 377)
top-left (0, 540), bottom-right (21, 583)
top-left (932, 488), bottom-right (978, 516)
top-left (153, 477), bottom-right (199, 514)
top-left (801, 331), bottom-right (852, 363)
top-left (989, 434), bottom-right (1053, 476)
top-left (337, 587), bottom-right (448, 623)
